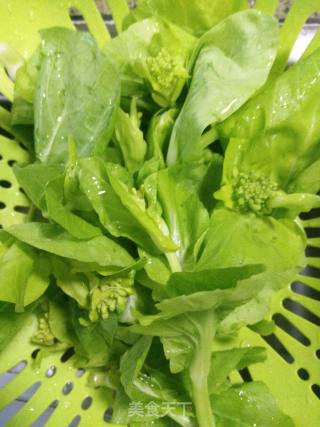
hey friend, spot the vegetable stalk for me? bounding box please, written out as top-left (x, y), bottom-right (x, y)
top-left (189, 311), bottom-right (216, 427)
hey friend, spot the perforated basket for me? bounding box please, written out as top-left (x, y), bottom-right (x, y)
top-left (0, 1), bottom-right (319, 426)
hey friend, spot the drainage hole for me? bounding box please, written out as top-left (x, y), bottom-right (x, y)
top-left (297, 368), bottom-right (310, 381)
top-left (81, 396), bottom-right (93, 410)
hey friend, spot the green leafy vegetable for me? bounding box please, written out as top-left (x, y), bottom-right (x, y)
top-left (114, 99), bottom-right (147, 174)
top-left (0, 239), bottom-right (49, 311)
top-left (125, 0), bottom-right (248, 37)
top-left (131, 265), bottom-right (272, 427)
top-left (1, 3), bottom-right (315, 426)
top-left (211, 382), bottom-right (294, 427)
top-left (167, 10), bottom-right (279, 164)
top-left (105, 17), bottom-right (195, 106)
top-left (35, 28), bottom-right (120, 163)
top-left (0, 303), bottom-right (30, 351)
top-left (14, 163), bottom-right (64, 210)
top-left (218, 47), bottom-right (320, 200)
top-left (209, 347), bottom-right (267, 394)
top-left (4, 223), bottom-right (133, 268)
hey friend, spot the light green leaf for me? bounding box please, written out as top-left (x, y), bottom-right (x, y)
top-left (208, 347), bottom-right (266, 394)
top-left (114, 101), bottom-right (147, 174)
top-left (157, 167), bottom-right (209, 270)
top-left (211, 382), bottom-right (294, 427)
top-left (35, 28), bottom-right (120, 163)
top-left (78, 157), bottom-right (158, 253)
top-left (5, 223), bottom-right (133, 268)
top-left (125, 0), bottom-right (248, 37)
top-left (14, 163), bottom-right (64, 210)
top-left (219, 48), bottom-right (320, 196)
top-left (167, 10), bottom-right (278, 164)
top-left (106, 163), bottom-right (178, 253)
top-left (120, 336), bottom-right (153, 399)
top-left (45, 178), bottom-right (102, 240)
top-left (0, 241), bottom-right (43, 311)
top-left (196, 208), bottom-right (306, 274)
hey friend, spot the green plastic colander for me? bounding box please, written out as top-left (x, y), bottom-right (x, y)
top-left (0, 1), bottom-right (319, 426)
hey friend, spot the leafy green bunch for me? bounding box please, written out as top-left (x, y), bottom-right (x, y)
top-left (1, 0), bottom-right (320, 426)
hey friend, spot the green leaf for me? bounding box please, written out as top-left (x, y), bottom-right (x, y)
top-left (23, 252), bottom-right (51, 307)
top-left (167, 10), bottom-right (279, 164)
top-left (157, 167), bottom-right (209, 270)
top-left (14, 163), bottom-right (65, 210)
top-left (121, 339), bottom-right (192, 424)
top-left (106, 163), bottom-right (178, 253)
top-left (98, 315), bottom-right (119, 348)
top-left (219, 48), bottom-right (320, 197)
top-left (11, 49), bottom-right (40, 126)
top-left (0, 241), bottom-right (48, 311)
top-left (196, 208), bottom-right (306, 273)
top-left (133, 311), bottom-right (215, 425)
top-left (139, 249), bottom-right (170, 287)
top-left (105, 17), bottom-right (195, 106)
top-left (120, 336), bottom-right (153, 399)
top-left (69, 302), bottom-right (114, 368)
top-left (146, 108), bottom-right (178, 162)
top-left (112, 385), bottom-right (130, 424)
top-left (48, 293), bottom-right (74, 345)
top-left (114, 101), bottom-right (147, 174)
top-left (166, 265), bottom-right (265, 297)
top-left (5, 223), bottom-right (133, 268)
top-left (125, 0), bottom-right (248, 37)
top-left (211, 382), bottom-right (294, 427)
top-left (217, 271), bottom-right (295, 336)
top-left (208, 347), bottom-right (266, 394)
top-left (0, 302), bottom-right (30, 351)
top-left (248, 319), bottom-right (275, 336)
top-left (45, 177), bottom-right (102, 240)
top-left (51, 257), bottom-right (89, 308)
top-left (77, 157), bottom-right (158, 253)
top-left (35, 28), bottom-right (120, 163)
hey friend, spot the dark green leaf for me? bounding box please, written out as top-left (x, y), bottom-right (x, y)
top-left (166, 265), bottom-right (265, 297)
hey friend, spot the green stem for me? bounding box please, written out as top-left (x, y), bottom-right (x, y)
top-left (270, 192), bottom-right (320, 212)
top-left (200, 127), bottom-right (219, 149)
top-left (192, 380), bottom-right (216, 427)
top-left (26, 204), bottom-right (36, 222)
top-left (165, 251), bottom-right (182, 273)
top-left (189, 311), bottom-right (216, 427)
top-left (0, 105), bottom-right (12, 133)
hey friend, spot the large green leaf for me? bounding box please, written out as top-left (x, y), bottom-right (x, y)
top-left (219, 48), bottom-right (320, 197)
top-left (196, 208), bottom-right (306, 273)
top-left (167, 10), bottom-right (278, 164)
top-left (5, 223), bottom-right (133, 268)
top-left (211, 382), bottom-right (294, 427)
top-left (35, 28), bottom-right (120, 163)
top-left (125, 0), bottom-right (248, 36)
